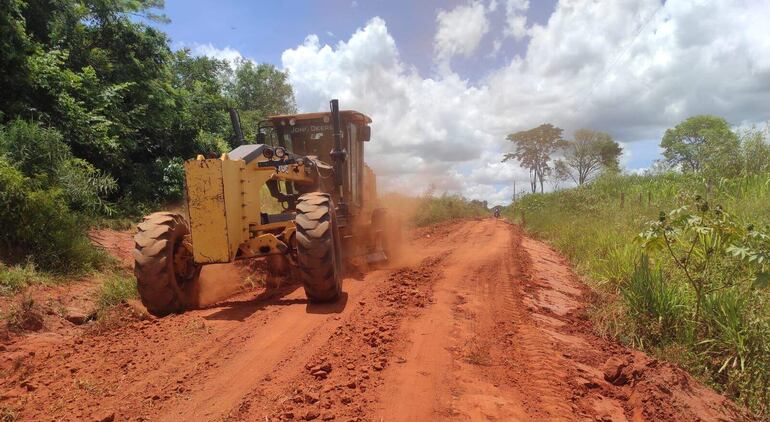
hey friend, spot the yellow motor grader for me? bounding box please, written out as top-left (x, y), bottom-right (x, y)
top-left (133, 100), bottom-right (398, 316)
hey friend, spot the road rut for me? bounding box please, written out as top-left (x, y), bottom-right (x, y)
top-left (0, 219), bottom-right (746, 421)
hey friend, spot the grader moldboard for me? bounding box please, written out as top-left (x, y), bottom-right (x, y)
top-left (133, 100), bottom-right (399, 317)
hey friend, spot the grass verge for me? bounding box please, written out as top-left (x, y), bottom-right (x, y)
top-left (96, 272), bottom-right (138, 314)
top-left (505, 172), bottom-right (770, 416)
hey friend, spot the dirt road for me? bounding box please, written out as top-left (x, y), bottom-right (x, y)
top-left (1, 219), bottom-right (746, 421)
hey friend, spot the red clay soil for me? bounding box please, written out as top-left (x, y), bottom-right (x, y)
top-left (89, 229), bottom-right (136, 268)
top-left (0, 219), bottom-right (749, 421)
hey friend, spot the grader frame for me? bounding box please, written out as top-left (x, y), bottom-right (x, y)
top-left (133, 100), bottom-right (398, 317)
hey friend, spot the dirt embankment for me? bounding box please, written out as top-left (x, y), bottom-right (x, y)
top-left (0, 219), bottom-right (748, 421)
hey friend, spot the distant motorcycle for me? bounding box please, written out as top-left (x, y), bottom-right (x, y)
top-left (493, 209), bottom-right (501, 218)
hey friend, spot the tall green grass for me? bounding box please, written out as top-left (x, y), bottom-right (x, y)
top-left (96, 272), bottom-right (139, 312)
top-left (505, 172), bottom-right (770, 416)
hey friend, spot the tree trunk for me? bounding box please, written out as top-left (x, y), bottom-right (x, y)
top-left (529, 169), bottom-right (536, 193)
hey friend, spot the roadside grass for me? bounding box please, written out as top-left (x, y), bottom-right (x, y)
top-left (504, 172), bottom-right (770, 416)
top-left (0, 262), bottom-right (56, 296)
top-left (96, 272), bottom-right (138, 314)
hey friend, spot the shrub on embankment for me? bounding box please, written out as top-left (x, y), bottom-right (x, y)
top-left (505, 171), bottom-right (770, 416)
top-left (0, 121), bottom-right (112, 292)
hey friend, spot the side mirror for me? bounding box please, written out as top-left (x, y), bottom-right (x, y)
top-left (359, 125), bottom-right (371, 142)
top-left (256, 132), bottom-right (266, 144)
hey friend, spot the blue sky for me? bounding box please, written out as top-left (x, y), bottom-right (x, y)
top-left (150, 0), bottom-right (556, 81)
top-left (139, 0), bottom-right (770, 204)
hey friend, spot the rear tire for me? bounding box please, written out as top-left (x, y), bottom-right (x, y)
top-left (133, 212), bottom-right (201, 317)
top-left (295, 193), bottom-right (343, 302)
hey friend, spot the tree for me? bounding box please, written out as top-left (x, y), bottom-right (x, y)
top-left (226, 59), bottom-right (296, 136)
top-left (0, 0), bottom-right (297, 206)
top-left (503, 124), bottom-right (566, 193)
top-left (556, 129), bottom-right (623, 185)
top-left (226, 59), bottom-right (296, 114)
top-left (739, 124), bottom-right (770, 175)
top-left (660, 115), bottom-right (740, 177)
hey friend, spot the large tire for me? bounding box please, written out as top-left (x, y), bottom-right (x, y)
top-left (295, 193), bottom-right (342, 302)
top-left (133, 212), bottom-right (201, 317)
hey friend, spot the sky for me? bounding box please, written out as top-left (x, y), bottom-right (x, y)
top-left (146, 0), bottom-right (770, 205)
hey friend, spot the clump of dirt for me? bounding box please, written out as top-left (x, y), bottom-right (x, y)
top-left (256, 256), bottom-right (444, 422)
top-left (0, 279), bottom-right (105, 341)
top-left (598, 352), bottom-right (747, 421)
top-left (194, 262), bottom-right (265, 308)
top-left (3, 296), bottom-right (44, 333)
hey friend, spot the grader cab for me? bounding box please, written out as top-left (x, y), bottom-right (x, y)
top-left (133, 100), bottom-right (399, 316)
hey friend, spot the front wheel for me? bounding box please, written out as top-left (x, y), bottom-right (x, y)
top-left (133, 212), bottom-right (202, 317)
top-left (294, 193), bottom-right (343, 302)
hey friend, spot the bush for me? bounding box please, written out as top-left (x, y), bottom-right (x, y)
top-left (0, 262), bottom-right (49, 295)
top-left (0, 157), bottom-right (105, 273)
top-left (0, 120), bottom-right (116, 215)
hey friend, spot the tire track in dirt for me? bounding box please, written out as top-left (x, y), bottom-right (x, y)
top-left (1, 267), bottom-right (396, 421)
top-left (0, 219), bottom-right (748, 421)
top-left (222, 254), bottom-right (446, 421)
top-left (376, 219), bottom-right (747, 421)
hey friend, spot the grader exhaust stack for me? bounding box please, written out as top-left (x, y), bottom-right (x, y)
top-left (133, 100), bottom-right (401, 316)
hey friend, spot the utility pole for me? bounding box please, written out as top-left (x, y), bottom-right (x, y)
top-left (513, 180), bottom-right (517, 221)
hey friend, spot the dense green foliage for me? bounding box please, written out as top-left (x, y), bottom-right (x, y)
top-left (505, 125), bottom-right (770, 415)
top-left (0, 0), bottom-right (296, 275)
top-left (1, 0), bottom-right (295, 205)
top-left (661, 115), bottom-right (741, 178)
top-left (0, 153), bottom-right (106, 272)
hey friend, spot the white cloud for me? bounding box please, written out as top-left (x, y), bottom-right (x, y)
top-left (434, 2), bottom-right (490, 73)
top-left (282, 18), bottom-right (511, 202)
top-left (274, 0), bottom-right (770, 205)
top-left (503, 0), bottom-right (530, 40)
top-left (187, 42), bottom-right (244, 65)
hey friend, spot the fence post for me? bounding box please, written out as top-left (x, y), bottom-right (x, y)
top-left (620, 192), bottom-right (625, 209)
top-left (647, 190), bottom-right (652, 207)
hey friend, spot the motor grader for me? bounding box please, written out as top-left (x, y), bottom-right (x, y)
top-left (133, 100), bottom-right (398, 316)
